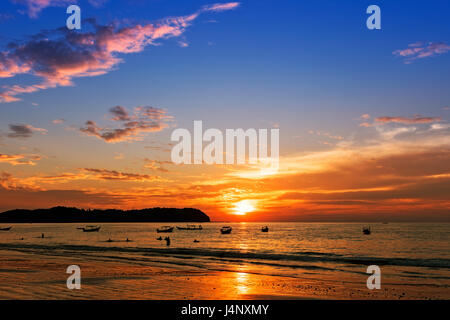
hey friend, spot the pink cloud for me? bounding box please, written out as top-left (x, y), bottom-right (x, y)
top-left (0, 2), bottom-right (240, 102)
top-left (393, 42), bottom-right (450, 63)
top-left (202, 2), bottom-right (240, 12)
top-left (12, 0), bottom-right (73, 18)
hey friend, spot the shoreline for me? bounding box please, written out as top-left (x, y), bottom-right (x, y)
top-left (0, 248), bottom-right (448, 300)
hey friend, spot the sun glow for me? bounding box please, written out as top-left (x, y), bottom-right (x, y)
top-left (233, 200), bottom-right (256, 215)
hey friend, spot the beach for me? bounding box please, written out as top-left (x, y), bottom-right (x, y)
top-left (0, 222), bottom-right (449, 299)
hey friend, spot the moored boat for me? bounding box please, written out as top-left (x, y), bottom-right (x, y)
top-left (157, 226), bottom-right (174, 233)
top-left (362, 227), bottom-right (371, 235)
top-left (220, 226), bottom-right (232, 234)
top-left (0, 226), bottom-right (12, 231)
top-left (261, 226), bottom-right (269, 232)
top-left (81, 225), bottom-right (101, 232)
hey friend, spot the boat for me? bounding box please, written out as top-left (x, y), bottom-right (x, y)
top-left (157, 226), bottom-right (174, 233)
top-left (0, 226), bottom-right (12, 231)
top-left (177, 225), bottom-right (203, 230)
top-left (220, 226), bottom-right (232, 234)
top-left (261, 226), bottom-right (269, 232)
top-left (362, 227), bottom-right (371, 235)
top-left (81, 226), bottom-right (101, 232)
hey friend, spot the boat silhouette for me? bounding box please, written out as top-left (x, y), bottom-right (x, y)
top-left (220, 226), bottom-right (232, 234)
top-left (157, 226), bottom-right (174, 233)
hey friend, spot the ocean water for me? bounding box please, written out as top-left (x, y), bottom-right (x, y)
top-left (0, 222), bottom-right (449, 297)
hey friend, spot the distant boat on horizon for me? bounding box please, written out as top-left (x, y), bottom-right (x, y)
top-left (362, 227), bottom-right (371, 235)
top-left (261, 226), bottom-right (269, 232)
top-left (0, 226), bottom-right (12, 231)
top-left (220, 226), bottom-right (232, 234)
top-left (157, 226), bottom-right (174, 233)
top-left (177, 225), bottom-right (203, 230)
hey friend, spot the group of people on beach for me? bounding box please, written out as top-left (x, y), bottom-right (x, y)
top-left (157, 236), bottom-right (171, 246)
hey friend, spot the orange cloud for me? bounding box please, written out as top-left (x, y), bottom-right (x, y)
top-left (81, 168), bottom-right (160, 181)
top-left (143, 159), bottom-right (172, 172)
top-left (24, 168), bottom-right (161, 184)
top-left (0, 154), bottom-right (40, 166)
top-left (375, 116), bottom-right (441, 124)
top-left (1, 110), bottom-right (449, 221)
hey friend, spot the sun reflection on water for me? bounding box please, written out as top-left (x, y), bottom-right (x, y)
top-left (235, 271), bottom-right (249, 295)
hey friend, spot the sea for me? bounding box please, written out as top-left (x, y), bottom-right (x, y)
top-left (0, 222), bottom-right (449, 298)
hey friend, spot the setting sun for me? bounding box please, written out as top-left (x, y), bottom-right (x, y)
top-left (233, 200), bottom-right (256, 215)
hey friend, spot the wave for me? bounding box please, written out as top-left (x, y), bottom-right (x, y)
top-left (1, 243), bottom-right (450, 269)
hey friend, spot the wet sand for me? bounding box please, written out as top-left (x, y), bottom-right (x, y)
top-left (0, 249), bottom-right (447, 300)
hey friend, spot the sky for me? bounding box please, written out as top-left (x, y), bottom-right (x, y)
top-left (0, 0), bottom-right (449, 221)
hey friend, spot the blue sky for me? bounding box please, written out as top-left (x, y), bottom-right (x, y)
top-left (1, 0), bottom-right (449, 136)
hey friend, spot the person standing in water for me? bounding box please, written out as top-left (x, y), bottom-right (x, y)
top-left (164, 236), bottom-right (171, 246)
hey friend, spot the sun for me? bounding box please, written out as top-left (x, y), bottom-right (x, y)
top-left (233, 200), bottom-right (256, 215)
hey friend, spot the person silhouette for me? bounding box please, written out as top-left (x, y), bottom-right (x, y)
top-left (164, 236), bottom-right (171, 246)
